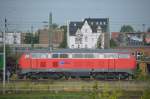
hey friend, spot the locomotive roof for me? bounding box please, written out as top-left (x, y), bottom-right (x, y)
top-left (51, 49), bottom-right (130, 53)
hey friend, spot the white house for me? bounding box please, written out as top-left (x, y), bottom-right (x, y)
top-left (0, 32), bottom-right (21, 44)
top-left (67, 18), bottom-right (109, 49)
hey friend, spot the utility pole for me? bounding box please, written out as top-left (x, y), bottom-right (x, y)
top-left (49, 12), bottom-right (52, 51)
top-left (31, 26), bottom-right (34, 48)
top-left (3, 18), bottom-right (6, 94)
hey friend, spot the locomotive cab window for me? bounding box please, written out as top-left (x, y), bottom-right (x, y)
top-left (118, 54), bottom-right (129, 58)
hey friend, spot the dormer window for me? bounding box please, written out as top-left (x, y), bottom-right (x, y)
top-left (96, 22), bottom-right (99, 25)
top-left (85, 36), bottom-right (88, 42)
top-left (74, 23), bottom-right (76, 26)
top-left (85, 29), bottom-right (87, 33)
top-left (72, 45), bottom-right (74, 48)
top-left (100, 22), bottom-right (102, 25)
top-left (103, 22), bottom-right (106, 25)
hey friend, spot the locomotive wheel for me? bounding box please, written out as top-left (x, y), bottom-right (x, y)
top-left (92, 73), bottom-right (106, 80)
top-left (63, 72), bottom-right (71, 80)
top-left (50, 73), bottom-right (63, 80)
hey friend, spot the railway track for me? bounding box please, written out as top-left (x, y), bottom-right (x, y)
top-left (0, 80), bottom-right (149, 92)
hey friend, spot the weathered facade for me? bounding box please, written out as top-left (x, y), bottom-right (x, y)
top-left (38, 28), bottom-right (64, 48)
top-left (111, 32), bottom-right (150, 47)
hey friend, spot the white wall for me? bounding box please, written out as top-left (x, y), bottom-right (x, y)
top-left (68, 21), bottom-right (103, 49)
top-left (5, 33), bottom-right (21, 44)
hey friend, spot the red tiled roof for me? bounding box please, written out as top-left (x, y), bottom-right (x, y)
top-left (111, 32), bottom-right (120, 39)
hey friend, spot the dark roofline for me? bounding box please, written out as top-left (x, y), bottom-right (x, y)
top-left (69, 18), bottom-right (109, 36)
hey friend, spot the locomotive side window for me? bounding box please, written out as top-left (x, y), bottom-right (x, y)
top-left (85, 54), bottom-right (94, 58)
top-left (72, 54), bottom-right (84, 58)
top-left (31, 53), bottom-right (39, 58)
top-left (41, 54), bottom-right (48, 58)
top-left (31, 53), bottom-right (48, 59)
top-left (99, 54), bottom-right (104, 58)
top-left (60, 54), bottom-right (68, 58)
top-left (48, 54), bottom-right (51, 58)
top-left (52, 54), bottom-right (59, 58)
top-left (118, 54), bottom-right (129, 58)
top-left (104, 53), bottom-right (118, 58)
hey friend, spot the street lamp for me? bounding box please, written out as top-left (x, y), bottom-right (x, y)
top-left (41, 12), bottom-right (52, 51)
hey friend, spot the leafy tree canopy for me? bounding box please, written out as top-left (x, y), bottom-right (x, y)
top-left (24, 33), bottom-right (39, 44)
top-left (51, 23), bottom-right (58, 29)
top-left (59, 25), bottom-right (67, 48)
top-left (147, 27), bottom-right (150, 32)
top-left (110, 39), bottom-right (117, 48)
top-left (120, 25), bottom-right (134, 33)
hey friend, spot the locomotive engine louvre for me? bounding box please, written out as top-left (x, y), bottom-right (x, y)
top-left (18, 49), bottom-right (136, 79)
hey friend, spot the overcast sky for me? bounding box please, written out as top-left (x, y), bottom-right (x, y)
top-left (0, 0), bottom-right (150, 32)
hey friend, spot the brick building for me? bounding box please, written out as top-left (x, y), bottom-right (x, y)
top-left (38, 28), bottom-right (64, 48)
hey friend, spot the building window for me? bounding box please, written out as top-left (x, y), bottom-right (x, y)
top-left (78, 45), bottom-right (80, 48)
top-left (85, 44), bottom-right (87, 48)
top-left (75, 37), bottom-right (82, 44)
top-left (85, 29), bottom-right (87, 33)
top-left (96, 22), bottom-right (99, 25)
top-left (72, 45), bottom-right (74, 48)
top-left (85, 36), bottom-right (88, 42)
top-left (103, 22), bottom-right (106, 25)
top-left (92, 38), bottom-right (94, 42)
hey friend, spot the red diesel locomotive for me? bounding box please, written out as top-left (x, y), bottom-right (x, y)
top-left (18, 49), bottom-right (136, 79)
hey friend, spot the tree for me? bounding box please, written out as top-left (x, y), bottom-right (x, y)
top-left (24, 32), bottom-right (39, 44)
top-left (110, 39), bottom-right (117, 48)
top-left (24, 33), bottom-right (33, 44)
top-left (120, 25), bottom-right (134, 33)
top-left (33, 33), bottom-right (39, 44)
top-left (96, 35), bottom-right (102, 49)
top-left (59, 25), bottom-right (67, 48)
top-left (52, 23), bottom-right (58, 29)
top-left (147, 27), bottom-right (150, 32)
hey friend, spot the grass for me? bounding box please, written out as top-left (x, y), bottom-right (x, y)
top-left (0, 80), bottom-right (149, 92)
top-left (0, 92), bottom-right (90, 99)
top-left (0, 80), bottom-right (149, 99)
top-left (0, 90), bottom-right (145, 99)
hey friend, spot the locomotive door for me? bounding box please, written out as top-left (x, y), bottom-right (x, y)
top-left (108, 59), bottom-right (115, 72)
top-left (30, 58), bottom-right (38, 69)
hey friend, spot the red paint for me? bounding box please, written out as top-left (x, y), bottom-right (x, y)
top-left (19, 53), bottom-right (136, 71)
